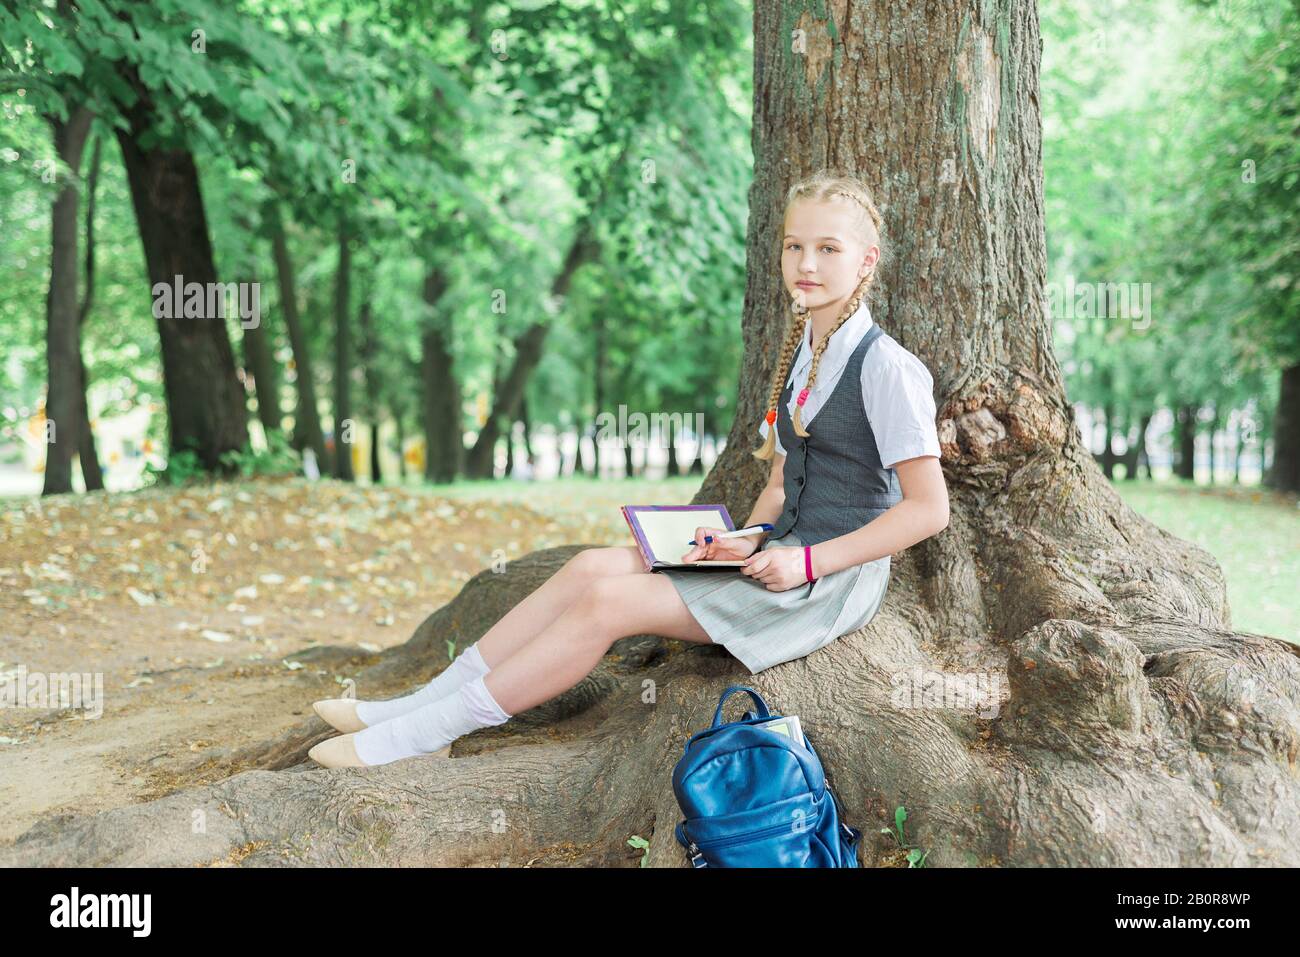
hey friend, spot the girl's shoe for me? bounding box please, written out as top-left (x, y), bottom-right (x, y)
top-left (308, 733), bottom-right (369, 768)
top-left (312, 698), bottom-right (367, 733)
top-left (308, 733), bottom-right (451, 769)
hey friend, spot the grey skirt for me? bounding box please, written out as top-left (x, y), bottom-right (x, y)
top-left (658, 530), bottom-right (891, 674)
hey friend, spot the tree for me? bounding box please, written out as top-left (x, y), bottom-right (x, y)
top-left (4, 0), bottom-right (1297, 869)
top-left (41, 99), bottom-right (94, 494)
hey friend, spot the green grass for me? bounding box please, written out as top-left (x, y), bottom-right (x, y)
top-left (1112, 479), bottom-right (1299, 644)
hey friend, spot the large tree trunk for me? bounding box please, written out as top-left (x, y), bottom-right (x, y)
top-left (42, 103), bottom-right (94, 495)
top-left (7, 0), bottom-right (1298, 868)
top-left (268, 206), bottom-right (328, 470)
top-left (115, 79), bottom-right (248, 472)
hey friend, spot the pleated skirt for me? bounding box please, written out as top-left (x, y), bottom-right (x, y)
top-left (658, 529), bottom-right (891, 675)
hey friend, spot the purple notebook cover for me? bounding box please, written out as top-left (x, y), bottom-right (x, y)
top-left (621, 504), bottom-right (737, 570)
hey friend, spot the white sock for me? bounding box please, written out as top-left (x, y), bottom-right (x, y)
top-left (352, 675), bottom-right (513, 766)
top-left (355, 643), bottom-right (491, 726)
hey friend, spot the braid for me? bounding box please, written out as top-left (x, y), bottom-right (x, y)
top-left (752, 303), bottom-right (811, 460)
top-left (753, 169), bottom-right (888, 459)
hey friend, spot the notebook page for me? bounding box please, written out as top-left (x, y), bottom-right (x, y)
top-left (641, 507), bottom-right (730, 564)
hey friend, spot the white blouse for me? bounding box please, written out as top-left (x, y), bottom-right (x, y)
top-left (757, 301), bottom-right (941, 469)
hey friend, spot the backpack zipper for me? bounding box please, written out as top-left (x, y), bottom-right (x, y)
top-left (694, 817), bottom-right (812, 851)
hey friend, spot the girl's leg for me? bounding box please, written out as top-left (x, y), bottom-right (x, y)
top-left (324, 546), bottom-right (648, 730)
top-left (474, 545), bottom-right (649, 668)
top-left (327, 573), bottom-right (711, 767)
top-left (485, 571), bottom-right (711, 715)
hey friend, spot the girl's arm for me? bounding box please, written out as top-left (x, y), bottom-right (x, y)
top-left (808, 456), bottom-right (948, 578)
top-left (742, 452), bottom-right (787, 551)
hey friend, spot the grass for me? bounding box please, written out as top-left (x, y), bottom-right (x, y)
top-left (1111, 479), bottom-right (1299, 644)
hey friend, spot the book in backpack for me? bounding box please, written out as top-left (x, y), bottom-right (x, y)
top-left (672, 685), bottom-right (862, 867)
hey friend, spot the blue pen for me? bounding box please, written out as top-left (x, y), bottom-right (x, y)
top-left (689, 523), bottom-right (773, 545)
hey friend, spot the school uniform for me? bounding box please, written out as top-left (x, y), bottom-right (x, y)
top-left (661, 300), bottom-right (941, 674)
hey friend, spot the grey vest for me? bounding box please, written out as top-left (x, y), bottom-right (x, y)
top-left (769, 322), bottom-right (902, 545)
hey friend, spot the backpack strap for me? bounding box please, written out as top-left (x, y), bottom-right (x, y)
top-left (711, 685), bottom-right (772, 727)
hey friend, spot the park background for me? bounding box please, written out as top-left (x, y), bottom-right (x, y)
top-left (0, 0), bottom-right (1297, 862)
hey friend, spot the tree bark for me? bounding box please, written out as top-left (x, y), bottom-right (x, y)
top-left (267, 206), bottom-right (328, 470)
top-left (1134, 412), bottom-right (1152, 480)
top-left (42, 104), bottom-right (94, 495)
top-left (420, 267), bottom-right (462, 483)
top-left (1100, 402), bottom-right (1117, 480)
top-left (8, 0), bottom-right (1298, 868)
top-left (241, 282), bottom-right (283, 439)
top-left (76, 126), bottom-right (105, 492)
top-left (358, 298), bottom-right (382, 484)
top-left (1267, 363), bottom-right (1299, 493)
top-left (114, 74), bottom-right (248, 473)
top-left (332, 222), bottom-right (355, 481)
top-left (1174, 405), bottom-right (1197, 481)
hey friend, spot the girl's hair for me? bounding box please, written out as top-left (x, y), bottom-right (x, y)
top-left (753, 170), bottom-right (888, 460)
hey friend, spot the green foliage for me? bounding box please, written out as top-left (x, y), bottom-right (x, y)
top-left (880, 805), bottom-right (929, 867)
top-left (143, 449), bottom-right (205, 487)
top-left (1040, 0), bottom-right (1294, 462)
top-left (216, 430), bottom-right (300, 478)
top-left (626, 834), bottom-right (650, 866)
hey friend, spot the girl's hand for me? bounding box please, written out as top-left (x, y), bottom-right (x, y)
top-left (679, 527), bottom-right (760, 563)
top-left (742, 546), bottom-right (809, 591)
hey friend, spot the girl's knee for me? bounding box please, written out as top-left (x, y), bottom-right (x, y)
top-left (565, 546), bottom-right (639, 580)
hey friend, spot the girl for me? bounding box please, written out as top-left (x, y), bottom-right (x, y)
top-left (308, 171), bottom-right (949, 768)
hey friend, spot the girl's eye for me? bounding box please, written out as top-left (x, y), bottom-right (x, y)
top-left (784, 243), bottom-right (837, 253)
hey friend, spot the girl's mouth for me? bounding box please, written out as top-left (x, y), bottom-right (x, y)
top-left (796, 281), bottom-right (820, 289)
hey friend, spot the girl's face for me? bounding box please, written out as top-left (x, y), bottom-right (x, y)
top-left (781, 198), bottom-right (879, 315)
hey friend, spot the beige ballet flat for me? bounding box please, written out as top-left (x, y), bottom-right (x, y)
top-left (308, 733), bottom-right (453, 769)
top-left (308, 733), bottom-right (370, 768)
top-left (312, 698), bottom-right (367, 733)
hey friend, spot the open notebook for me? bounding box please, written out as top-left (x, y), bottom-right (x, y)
top-left (621, 504), bottom-right (749, 572)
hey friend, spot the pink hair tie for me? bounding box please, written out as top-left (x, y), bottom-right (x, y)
top-left (804, 546), bottom-right (817, 582)
top-left (796, 388), bottom-right (810, 406)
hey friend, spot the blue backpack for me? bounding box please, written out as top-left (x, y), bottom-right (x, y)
top-left (672, 685), bottom-right (862, 868)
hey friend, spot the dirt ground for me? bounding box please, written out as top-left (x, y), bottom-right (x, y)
top-left (0, 476), bottom-right (647, 846)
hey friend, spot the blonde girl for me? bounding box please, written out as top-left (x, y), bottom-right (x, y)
top-left (309, 170), bottom-right (948, 768)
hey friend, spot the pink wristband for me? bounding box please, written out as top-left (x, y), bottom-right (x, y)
top-left (804, 545), bottom-right (817, 582)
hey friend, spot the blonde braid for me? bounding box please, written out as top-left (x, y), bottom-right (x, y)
top-left (752, 169), bottom-right (888, 458)
top-left (752, 302), bottom-right (812, 460)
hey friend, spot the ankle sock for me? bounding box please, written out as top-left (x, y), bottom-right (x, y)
top-left (352, 675), bottom-right (513, 767)
top-left (355, 642), bottom-right (491, 726)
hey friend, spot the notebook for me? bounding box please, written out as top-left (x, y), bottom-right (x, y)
top-left (621, 504), bottom-right (749, 572)
top-left (753, 714), bottom-right (806, 748)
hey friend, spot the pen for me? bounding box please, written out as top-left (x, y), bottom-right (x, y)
top-left (688, 523), bottom-right (773, 545)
